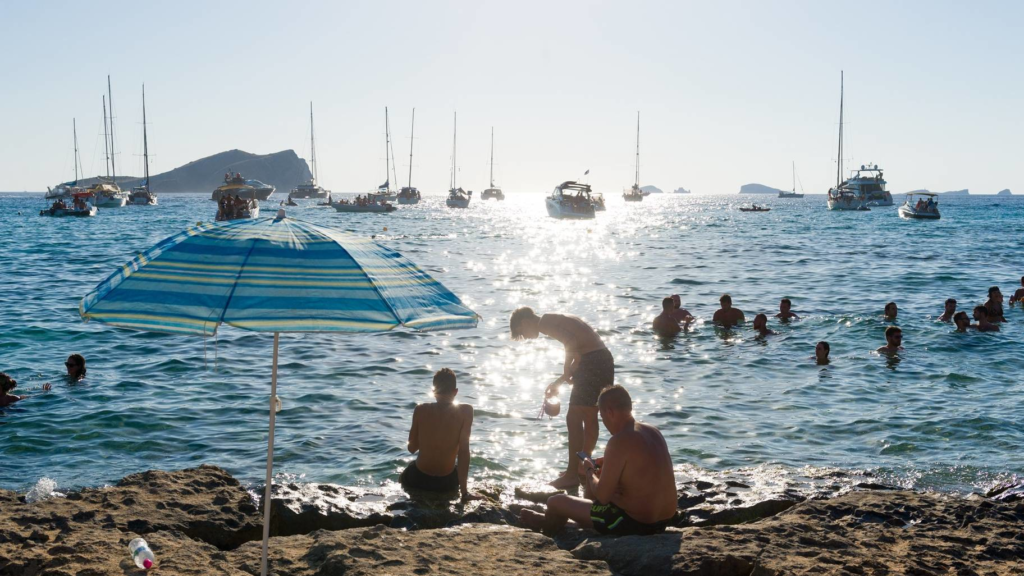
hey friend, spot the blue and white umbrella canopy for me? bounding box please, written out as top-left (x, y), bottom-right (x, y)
top-left (79, 213), bottom-right (477, 576)
top-left (80, 215), bottom-right (478, 334)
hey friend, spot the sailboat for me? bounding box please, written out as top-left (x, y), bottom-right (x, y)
top-left (397, 108), bottom-right (421, 205)
top-left (46, 119), bottom-right (85, 199)
top-left (778, 162), bottom-right (804, 198)
top-left (89, 76), bottom-right (129, 208)
top-left (369, 107), bottom-right (398, 201)
top-left (827, 72), bottom-right (868, 211)
top-left (129, 85), bottom-right (157, 206)
top-left (480, 127), bottom-right (504, 200)
top-left (290, 102), bottom-right (330, 199)
top-left (623, 111), bottom-right (644, 202)
top-left (446, 112), bottom-right (472, 208)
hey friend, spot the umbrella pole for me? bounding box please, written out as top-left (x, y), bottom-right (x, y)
top-left (260, 332), bottom-right (280, 576)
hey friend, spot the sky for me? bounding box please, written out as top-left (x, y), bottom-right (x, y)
top-left (1, 0), bottom-right (1022, 194)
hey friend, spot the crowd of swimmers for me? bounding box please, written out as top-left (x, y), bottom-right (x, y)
top-left (216, 194), bottom-right (257, 221)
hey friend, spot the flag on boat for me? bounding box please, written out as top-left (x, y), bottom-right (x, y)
top-left (584, 169), bottom-right (590, 175)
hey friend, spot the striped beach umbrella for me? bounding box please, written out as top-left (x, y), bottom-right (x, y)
top-left (80, 211), bottom-right (478, 576)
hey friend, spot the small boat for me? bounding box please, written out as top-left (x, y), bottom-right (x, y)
top-left (898, 192), bottom-right (940, 220)
top-left (212, 174), bottom-right (276, 201)
top-left (398, 109), bottom-right (421, 205)
top-left (129, 85), bottom-right (157, 206)
top-left (333, 198), bottom-right (396, 213)
top-left (739, 205), bottom-right (770, 212)
top-left (623, 112), bottom-right (644, 202)
top-left (826, 72), bottom-right (870, 212)
top-left (546, 181), bottom-right (596, 219)
top-left (480, 127), bottom-right (504, 200)
top-left (778, 162), bottom-right (804, 198)
top-left (290, 103), bottom-right (331, 199)
top-left (40, 193), bottom-right (96, 217)
top-left (283, 194), bottom-right (298, 207)
top-left (445, 112), bottom-right (472, 209)
top-left (316, 193), bottom-right (334, 207)
top-left (216, 198), bottom-right (260, 221)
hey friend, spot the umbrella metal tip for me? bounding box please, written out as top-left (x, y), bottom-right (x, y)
top-left (275, 209), bottom-right (287, 220)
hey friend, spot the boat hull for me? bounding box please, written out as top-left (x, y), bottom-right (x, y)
top-left (333, 203), bottom-right (396, 213)
top-left (212, 186), bottom-right (275, 202)
top-left (546, 198), bottom-right (595, 219)
top-left (95, 196), bottom-right (127, 208)
top-left (778, 192), bottom-right (803, 198)
top-left (397, 197), bottom-right (420, 205)
top-left (290, 187), bottom-right (329, 199)
top-left (40, 206), bottom-right (97, 217)
top-left (623, 195), bottom-right (643, 202)
top-left (481, 189), bottom-right (504, 201)
top-left (898, 205), bottom-right (940, 220)
top-left (446, 198), bottom-right (471, 208)
top-left (216, 203), bottom-right (260, 221)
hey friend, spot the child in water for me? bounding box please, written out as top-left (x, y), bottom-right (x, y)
top-left (0, 373), bottom-right (50, 407)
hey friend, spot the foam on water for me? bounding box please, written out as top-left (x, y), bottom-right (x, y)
top-left (24, 477), bottom-right (64, 503)
top-left (1, 192), bottom-right (1022, 495)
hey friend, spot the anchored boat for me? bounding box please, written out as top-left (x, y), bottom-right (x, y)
top-left (849, 164), bottom-right (892, 207)
top-left (40, 192), bottom-right (97, 217)
top-left (333, 197), bottom-right (396, 213)
top-left (290, 102), bottom-right (330, 199)
top-left (47, 119), bottom-right (85, 200)
top-left (93, 77), bottom-right (129, 208)
top-left (212, 174), bottom-right (276, 201)
top-left (129, 85), bottom-right (157, 206)
top-left (827, 72), bottom-right (869, 212)
top-left (898, 192), bottom-right (940, 220)
top-left (623, 112), bottom-right (644, 202)
top-left (546, 181), bottom-right (596, 219)
top-left (446, 112), bottom-right (472, 209)
top-left (398, 108), bottom-right (421, 205)
top-left (216, 197), bottom-right (260, 221)
top-left (778, 162), bottom-right (804, 198)
top-left (480, 127), bottom-right (504, 200)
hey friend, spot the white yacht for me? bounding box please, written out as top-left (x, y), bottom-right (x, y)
top-left (290, 102), bottom-right (330, 199)
top-left (480, 127), bottom-right (504, 200)
top-left (546, 181), bottom-right (596, 219)
top-left (623, 112), bottom-right (644, 202)
top-left (778, 162), bottom-right (804, 198)
top-left (398, 108), bottom-right (420, 205)
top-left (827, 72), bottom-right (868, 212)
top-left (129, 85), bottom-right (157, 206)
top-left (446, 112), bottom-right (472, 209)
top-left (848, 164), bottom-right (892, 206)
top-left (95, 76), bottom-right (129, 208)
top-left (368, 107), bottom-right (399, 203)
top-left (898, 192), bottom-right (940, 220)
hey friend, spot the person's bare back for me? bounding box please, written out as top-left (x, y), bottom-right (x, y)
top-left (605, 422), bottom-right (677, 524)
top-left (409, 402), bottom-right (472, 476)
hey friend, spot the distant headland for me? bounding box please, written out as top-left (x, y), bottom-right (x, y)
top-left (738, 183), bottom-right (783, 195)
top-left (73, 149), bottom-right (312, 194)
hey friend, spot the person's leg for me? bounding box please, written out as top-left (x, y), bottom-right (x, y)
top-left (581, 406), bottom-right (599, 458)
top-left (550, 405), bottom-right (585, 488)
top-left (520, 494), bottom-right (594, 535)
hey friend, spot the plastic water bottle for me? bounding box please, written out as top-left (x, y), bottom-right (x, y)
top-left (128, 538), bottom-right (155, 569)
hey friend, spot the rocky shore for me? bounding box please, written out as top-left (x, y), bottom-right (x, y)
top-left (2, 465), bottom-right (1022, 575)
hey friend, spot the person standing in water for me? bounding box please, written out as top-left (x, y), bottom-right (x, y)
top-left (653, 297), bottom-right (686, 336)
top-left (876, 326), bottom-right (904, 355)
top-left (938, 298), bottom-right (957, 322)
top-left (669, 295), bottom-right (695, 324)
top-left (752, 313), bottom-right (776, 336)
top-left (712, 294), bottom-right (745, 327)
top-left (973, 306), bottom-right (1000, 332)
top-left (984, 287), bottom-right (1006, 322)
top-left (814, 341), bottom-right (830, 365)
top-left (402, 368), bottom-right (481, 501)
top-left (510, 307), bottom-right (613, 489)
top-left (775, 298), bottom-right (799, 321)
top-left (884, 302), bottom-right (898, 321)
top-left (1009, 277), bottom-right (1024, 305)
top-left (953, 311), bottom-right (972, 332)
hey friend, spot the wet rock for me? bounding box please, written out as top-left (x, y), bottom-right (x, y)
top-left (855, 482), bottom-right (899, 491)
top-left (267, 482), bottom-right (393, 537)
top-left (724, 480), bottom-right (750, 489)
top-left (676, 492), bottom-right (706, 510)
top-left (985, 482), bottom-right (1024, 502)
top-left (693, 498), bottom-right (798, 527)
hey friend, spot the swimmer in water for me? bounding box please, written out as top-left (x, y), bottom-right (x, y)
top-left (984, 287), bottom-right (1006, 322)
top-left (883, 302), bottom-right (898, 321)
top-left (653, 297), bottom-right (682, 337)
top-left (0, 373), bottom-right (50, 407)
top-left (712, 294), bottom-right (745, 327)
top-left (876, 326), bottom-right (903, 355)
top-left (953, 311), bottom-right (972, 332)
top-left (65, 354), bottom-right (87, 382)
top-left (973, 306), bottom-right (1000, 332)
top-left (938, 298), bottom-right (956, 322)
top-left (752, 313), bottom-right (777, 336)
top-left (1009, 276), bottom-right (1024, 305)
top-left (814, 341), bottom-right (830, 365)
top-left (775, 298), bottom-right (799, 321)
top-left (669, 294), bottom-right (695, 324)
top-left (510, 307), bottom-right (613, 489)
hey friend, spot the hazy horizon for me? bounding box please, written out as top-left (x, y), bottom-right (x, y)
top-left (2, 1), bottom-right (1022, 195)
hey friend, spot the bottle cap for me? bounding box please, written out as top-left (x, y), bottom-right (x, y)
top-left (143, 559), bottom-right (153, 569)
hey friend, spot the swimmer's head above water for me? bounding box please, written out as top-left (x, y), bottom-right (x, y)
top-left (65, 354), bottom-right (86, 380)
top-left (0, 373), bottom-right (16, 395)
top-left (953, 311), bottom-right (971, 331)
top-left (815, 341), bottom-right (830, 364)
top-left (509, 307), bottom-right (541, 340)
top-left (719, 294), bottom-right (732, 310)
top-left (944, 298), bottom-right (957, 316)
top-left (884, 302), bottom-right (898, 320)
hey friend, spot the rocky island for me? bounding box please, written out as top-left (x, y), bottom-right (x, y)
top-left (739, 183), bottom-right (783, 195)
top-left (2, 465), bottom-right (1021, 575)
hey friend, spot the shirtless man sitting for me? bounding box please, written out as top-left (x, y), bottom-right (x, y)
top-left (669, 295), bottom-right (694, 324)
top-left (973, 306), bottom-right (1000, 332)
top-left (519, 386), bottom-right (677, 536)
top-left (775, 298), bottom-right (799, 321)
top-left (401, 368), bottom-right (481, 500)
top-left (712, 294), bottom-right (745, 327)
top-left (984, 287), bottom-right (1006, 322)
top-left (938, 298), bottom-right (957, 322)
top-left (653, 297), bottom-right (683, 336)
top-left (876, 326), bottom-right (904, 355)
top-left (510, 307), bottom-right (614, 489)
top-left (752, 313), bottom-right (777, 336)
top-left (1009, 277), bottom-right (1024, 306)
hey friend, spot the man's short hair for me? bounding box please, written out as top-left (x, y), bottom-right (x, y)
top-left (720, 294), bottom-right (731, 305)
top-left (818, 341), bottom-right (830, 353)
top-left (509, 307), bottom-right (537, 340)
top-left (662, 297), bottom-right (673, 311)
top-left (433, 368), bottom-right (457, 393)
top-left (781, 298), bottom-right (791, 306)
top-left (945, 298), bottom-right (956, 306)
top-left (973, 305), bottom-right (988, 318)
top-left (598, 385), bottom-right (632, 412)
top-left (884, 302), bottom-right (897, 313)
top-left (954, 311), bottom-right (969, 323)
top-left (885, 326), bottom-right (901, 339)
top-left (988, 286), bottom-right (1000, 297)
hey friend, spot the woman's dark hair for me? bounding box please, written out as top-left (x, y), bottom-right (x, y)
top-left (68, 354), bottom-right (86, 377)
top-left (817, 341), bottom-right (830, 353)
top-left (0, 373), bottom-right (16, 394)
top-left (953, 311), bottom-right (969, 324)
top-left (988, 286), bottom-right (1000, 297)
top-left (884, 302), bottom-right (897, 313)
top-left (973, 305), bottom-right (988, 318)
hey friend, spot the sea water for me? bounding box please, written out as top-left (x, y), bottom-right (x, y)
top-left (1, 192), bottom-right (1022, 495)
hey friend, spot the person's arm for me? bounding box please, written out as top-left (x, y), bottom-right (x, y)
top-left (407, 406), bottom-right (420, 454)
top-left (582, 438), bottom-right (626, 505)
top-left (546, 350), bottom-right (579, 396)
top-left (457, 405), bottom-right (481, 500)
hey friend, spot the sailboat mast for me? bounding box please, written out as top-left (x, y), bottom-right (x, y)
top-left (309, 102), bottom-right (318, 186)
top-left (634, 111), bottom-right (640, 188)
top-left (408, 108), bottom-right (415, 188)
top-left (836, 71), bottom-right (844, 190)
top-left (388, 112), bottom-right (398, 191)
top-left (73, 118), bottom-right (80, 183)
top-left (108, 75), bottom-right (116, 185)
top-left (142, 84), bottom-right (150, 191)
top-left (102, 96), bottom-right (110, 179)
top-left (452, 112), bottom-right (457, 190)
top-left (792, 161), bottom-right (795, 193)
top-left (489, 127), bottom-right (494, 188)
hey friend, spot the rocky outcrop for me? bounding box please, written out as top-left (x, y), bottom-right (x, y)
top-left (997, 188), bottom-right (1012, 196)
top-left (3, 467), bottom-right (1023, 576)
top-left (739, 183), bottom-right (782, 194)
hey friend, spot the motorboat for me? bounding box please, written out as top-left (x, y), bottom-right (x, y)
top-left (546, 181), bottom-right (596, 219)
top-left (446, 188), bottom-right (472, 208)
top-left (216, 197), bottom-right (260, 221)
top-left (282, 194), bottom-right (298, 207)
top-left (212, 174), bottom-right (276, 201)
top-left (397, 186), bottom-right (421, 205)
top-left (333, 197), bottom-right (396, 213)
top-left (481, 127), bottom-right (504, 200)
top-left (622, 112), bottom-right (644, 202)
top-left (88, 182), bottom-right (128, 207)
top-left (40, 193), bottom-right (96, 217)
top-left (826, 72), bottom-right (870, 212)
top-left (849, 165), bottom-right (892, 206)
top-left (290, 103), bottom-right (331, 199)
top-left (739, 205), bottom-right (770, 212)
top-left (128, 86), bottom-right (157, 206)
top-left (898, 192), bottom-right (940, 220)
top-left (591, 193), bottom-right (606, 211)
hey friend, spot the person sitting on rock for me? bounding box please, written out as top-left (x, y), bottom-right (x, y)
top-left (519, 386), bottom-right (677, 536)
top-left (984, 286), bottom-right (1006, 323)
top-left (884, 301), bottom-right (898, 321)
top-left (814, 341), bottom-right (830, 365)
top-left (712, 294), bottom-right (745, 328)
top-left (938, 298), bottom-right (957, 322)
top-left (1009, 276), bottom-right (1024, 306)
top-left (652, 297), bottom-right (683, 337)
top-left (0, 373), bottom-right (50, 407)
top-left (752, 313), bottom-right (777, 337)
top-left (401, 368), bottom-right (482, 501)
top-left (876, 326), bottom-right (903, 355)
top-left (973, 306), bottom-right (1000, 332)
top-left (775, 298), bottom-right (799, 321)
top-left (953, 311), bottom-right (972, 333)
